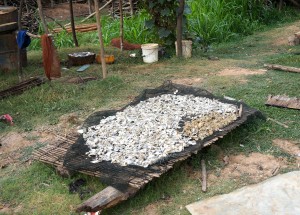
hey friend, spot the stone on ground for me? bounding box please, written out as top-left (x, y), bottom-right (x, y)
top-left (186, 171), bottom-right (300, 215)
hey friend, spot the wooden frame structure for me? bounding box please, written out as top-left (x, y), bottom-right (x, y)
top-left (33, 84), bottom-right (262, 213)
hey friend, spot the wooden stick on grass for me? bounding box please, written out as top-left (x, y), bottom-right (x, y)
top-left (94, 0), bottom-right (107, 79)
top-left (201, 159), bottom-right (207, 192)
top-left (264, 64), bottom-right (300, 74)
top-left (267, 117), bottom-right (289, 128)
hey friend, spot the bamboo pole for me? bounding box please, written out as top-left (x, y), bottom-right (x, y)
top-left (69, 0), bottom-right (79, 47)
top-left (17, 0), bottom-right (24, 82)
top-left (176, 0), bottom-right (185, 57)
top-left (37, 0), bottom-right (49, 34)
top-left (119, 0), bottom-right (124, 51)
top-left (94, 0), bottom-right (107, 79)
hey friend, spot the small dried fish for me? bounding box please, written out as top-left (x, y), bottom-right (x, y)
top-left (83, 94), bottom-right (238, 167)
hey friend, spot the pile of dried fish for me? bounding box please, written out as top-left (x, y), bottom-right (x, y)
top-left (82, 94), bottom-right (238, 167)
top-left (183, 111), bottom-right (238, 141)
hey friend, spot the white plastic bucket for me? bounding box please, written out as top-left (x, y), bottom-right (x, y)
top-left (141, 43), bottom-right (159, 63)
top-left (175, 40), bottom-right (193, 58)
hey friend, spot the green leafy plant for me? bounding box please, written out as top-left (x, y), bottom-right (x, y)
top-left (187, 0), bottom-right (281, 50)
top-left (141, 0), bottom-right (180, 46)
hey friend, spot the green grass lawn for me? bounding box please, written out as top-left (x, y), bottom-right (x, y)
top-left (0, 19), bottom-right (300, 215)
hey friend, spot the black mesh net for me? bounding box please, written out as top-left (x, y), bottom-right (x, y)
top-left (63, 81), bottom-right (263, 191)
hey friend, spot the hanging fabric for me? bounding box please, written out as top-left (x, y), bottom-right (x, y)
top-left (16, 30), bottom-right (31, 49)
top-left (41, 34), bottom-right (61, 80)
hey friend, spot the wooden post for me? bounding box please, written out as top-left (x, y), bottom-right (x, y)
top-left (111, 0), bottom-right (115, 18)
top-left (88, 0), bottom-right (92, 14)
top-left (176, 0), bottom-right (185, 57)
top-left (129, 0), bottom-right (134, 16)
top-left (94, 0), bottom-right (107, 79)
top-left (119, 0), bottom-right (124, 51)
top-left (69, 0), bottom-right (79, 47)
top-left (37, 0), bottom-right (49, 34)
top-left (201, 159), bottom-right (207, 192)
top-left (17, 0), bottom-right (24, 82)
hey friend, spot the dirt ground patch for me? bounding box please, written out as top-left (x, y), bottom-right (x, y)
top-left (187, 152), bottom-right (288, 186)
top-left (143, 204), bottom-right (159, 215)
top-left (44, 3), bottom-right (90, 20)
top-left (0, 113), bottom-right (82, 169)
top-left (218, 67), bottom-right (267, 77)
top-left (0, 132), bottom-right (32, 154)
top-left (219, 152), bottom-right (287, 182)
top-left (171, 78), bottom-right (203, 86)
top-left (272, 25), bottom-right (300, 46)
top-left (273, 139), bottom-right (300, 160)
top-left (273, 139), bottom-right (300, 156)
top-left (0, 131), bottom-right (55, 168)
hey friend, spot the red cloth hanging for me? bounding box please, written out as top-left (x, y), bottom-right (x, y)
top-left (41, 34), bottom-right (61, 80)
top-left (111, 38), bottom-right (141, 50)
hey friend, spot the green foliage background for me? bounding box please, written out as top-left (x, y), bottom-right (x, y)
top-left (29, 0), bottom-right (298, 50)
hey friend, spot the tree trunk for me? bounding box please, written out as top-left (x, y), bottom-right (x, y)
top-left (37, 0), bottom-right (49, 34)
top-left (176, 0), bottom-right (185, 58)
top-left (119, 0), bottom-right (124, 51)
top-left (69, 0), bottom-right (79, 47)
top-left (94, 0), bottom-right (107, 79)
top-left (4, 0), bottom-right (8, 6)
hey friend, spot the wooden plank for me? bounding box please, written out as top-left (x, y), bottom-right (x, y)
top-left (264, 64), bottom-right (300, 73)
top-left (266, 95), bottom-right (300, 110)
top-left (0, 77), bottom-right (45, 100)
top-left (76, 186), bottom-right (131, 212)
